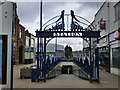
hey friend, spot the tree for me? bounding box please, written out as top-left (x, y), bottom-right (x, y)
top-left (65, 45), bottom-right (73, 58)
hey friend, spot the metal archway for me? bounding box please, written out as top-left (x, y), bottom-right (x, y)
top-left (35, 10), bottom-right (100, 82)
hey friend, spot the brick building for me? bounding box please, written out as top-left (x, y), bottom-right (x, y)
top-left (13, 5), bottom-right (25, 65)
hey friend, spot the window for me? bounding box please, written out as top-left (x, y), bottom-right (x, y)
top-left (13, 27), bottom-right (16, 35)
top-left (115, 1), bottom-right (120, 20)
top-left (109, 32), bottom-right (116, 42)
top-left (0, 35), bottom-right (7, 84)
top-left (112, 47), bottom-right (120, 69)
top-left (26, 36), bottom-right (29, 47)
top-left (31, 38), bottom-right (35, 47)
top-left (19, 29), bottom-right (22, 38)
top-left (99, 46), bottom-right (110, 72)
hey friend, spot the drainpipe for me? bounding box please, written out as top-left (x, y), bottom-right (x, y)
top-left (107, 1), bottom-right (111, 73)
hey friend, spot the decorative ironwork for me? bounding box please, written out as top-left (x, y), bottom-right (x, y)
top-left (36, 10), bottom-right (100, 38)
top-left (35, 10), bottom-right (100, 83)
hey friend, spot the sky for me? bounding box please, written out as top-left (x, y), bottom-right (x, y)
top-left (9, 0), bottom-right (104, 51)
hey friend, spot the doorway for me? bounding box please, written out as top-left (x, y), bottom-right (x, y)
top-left (19, 46), bottom-right (23, 64)
top-left (61, 65), bottom-right (73, 74)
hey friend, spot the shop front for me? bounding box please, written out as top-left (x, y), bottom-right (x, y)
top-left (109, 29), bottom-right (120, 76)
top-left (99, 46), bottom-right (110, 72)
top-left (98, 36), bottom-right (110, 72)
top-left (112, 47), bottom-right (120, 69)
top-left (25, 47), bottom-right (35, 64)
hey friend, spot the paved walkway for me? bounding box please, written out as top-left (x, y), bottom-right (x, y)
top-left (13, 63), bottom-right (119, 88)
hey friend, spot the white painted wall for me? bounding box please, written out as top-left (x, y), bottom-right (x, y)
top-left (94, 1), bottom-right (120, 76)
top-left (95, 2), bottom-right (109, 37)
top-left (95, 2), bottom-right (118, 38)
top-left (0, 2), bottom-right (14, 89)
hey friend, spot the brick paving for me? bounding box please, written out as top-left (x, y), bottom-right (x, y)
top-left (13, 63), bottom-right (119, 88)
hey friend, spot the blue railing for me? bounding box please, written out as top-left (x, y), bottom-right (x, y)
top-left (31, 56), bottom-right (99, 82)
top-left (73, 56), bottom-right (91, 75)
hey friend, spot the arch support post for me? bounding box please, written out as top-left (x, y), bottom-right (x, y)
top-left (89, 38), bottom-right (93, 82)
top-left (43, 37), bottom-right (46, 82)
top-left (37, 37), bottom-right (40, 76)
top-left (96, 38), bottom-right (100, 82)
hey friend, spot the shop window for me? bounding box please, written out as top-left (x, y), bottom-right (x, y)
top-left (99, 46), bottom-right (110, 72)
top-left (112, 47), bottom-right (120, 69)
top-left (0, 35), bottom-right (7, 84)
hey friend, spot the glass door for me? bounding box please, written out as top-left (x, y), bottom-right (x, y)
top-left (0, 35), bottom-right (7, 84)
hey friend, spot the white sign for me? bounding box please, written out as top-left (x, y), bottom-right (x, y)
top-left (60, 62), bottom-right (75, 66)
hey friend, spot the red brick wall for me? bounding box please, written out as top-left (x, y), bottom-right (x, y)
top-left (13, 14), bottom-right (25, 65)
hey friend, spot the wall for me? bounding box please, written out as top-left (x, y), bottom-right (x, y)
top-left (13, 7), bottom-right (25, 65)
top-left (0, 2), bottom-right (14, 88)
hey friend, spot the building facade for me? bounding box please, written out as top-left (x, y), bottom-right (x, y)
top-left (46, 44), bottom-right (64, 57)
top-left (93, 1), bottom-right (120, 75)
top-left (24, 30), bottom-right (36, 64)
top-left (13, 7), bottom-right (25, 65)
top-left (12, 6), bottom-right (36, 65)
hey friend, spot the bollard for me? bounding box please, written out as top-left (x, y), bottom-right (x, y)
top-left (31, 68), bottom-right (37, 82)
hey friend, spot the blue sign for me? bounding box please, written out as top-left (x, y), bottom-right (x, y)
top-left (0, 40), bottom-right (2, 83)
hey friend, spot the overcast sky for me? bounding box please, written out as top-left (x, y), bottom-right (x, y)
top-left (13, 0), bottom-right (104, 51)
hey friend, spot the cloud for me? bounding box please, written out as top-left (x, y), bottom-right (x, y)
top-left (17, 2), bottom-right (40, 24)
top-left (17, 2), bottom-right (103, 29)
top-left (8, 0), bottom-right (106, 2)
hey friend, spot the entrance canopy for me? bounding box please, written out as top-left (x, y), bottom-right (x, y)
top-left (36, 10), bottom-right (100, 38)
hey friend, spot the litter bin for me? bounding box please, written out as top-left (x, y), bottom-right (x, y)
top-left (31, 68), bottom-right (37, 82)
